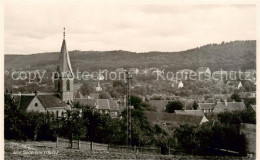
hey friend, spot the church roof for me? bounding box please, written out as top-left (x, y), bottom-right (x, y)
top-left (12, 93), bottom-right (69, 110)
top-left (37, 95), bottom-right (69, 108)
top-left (57, 35), bottom-right (73, 78)
top-left (18, 95), bottom-right (35, 110)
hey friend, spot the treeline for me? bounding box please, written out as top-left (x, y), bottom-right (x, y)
top-left (5, 40), bottom-right (255, 72)
top-left (4, 94), bottom-right (164, 147)
top-left (5, 94), bottom-right (252, 156)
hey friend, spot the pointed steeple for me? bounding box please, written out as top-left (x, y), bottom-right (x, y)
top-left (57, 28), bottom-right (73, 78)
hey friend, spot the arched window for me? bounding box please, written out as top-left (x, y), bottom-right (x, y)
top-left (66, 80), bottom-right (70, 91)
top-left (57, 81), bottom-right (60, 91)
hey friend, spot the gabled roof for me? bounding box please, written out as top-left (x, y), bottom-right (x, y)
top-left (87, 93), bottom-right (100, 99)
top-left (147, 100), bottom-right (169, 112)
top-left (175, 110), bottom-right (204, 116)
top-left (205, 98), bottom-right (215, 103)
top-left (13, 94), bottom-right (69, 110)
top-left (18, 95), bottom-right (35, 110)
top-left (57, 38), bottom-right (73, 78)
top-left (212, 102), bottom-right (246, 113)
top-left (74, 99), bottom-right (96, 107)
top-left (196, 67), bottom-right (210, 73)
top-left (37, 95), bottom-right (69, 108)
top-left (144, 111), bottom-right (207, 127)
top-left (74, 91), bottom-right (83, 99)
top-left (97, 99), bottom-right (110, 110)
top-left (198, 103), bottom-right (216, 110)
top-left (226, 81), bottom-right (242, 86)
top-left (250, 105), bottom-right (256, 112)
top-left (109, 100), bottom-right (119, 111)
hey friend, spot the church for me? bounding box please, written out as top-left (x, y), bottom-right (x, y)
top-left (8, 29), bottom-right (119, 118)
top-left (9, 29), bottom-right (76, 117)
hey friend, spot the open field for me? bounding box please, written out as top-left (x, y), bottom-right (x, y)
top-left (5, 140), bottom-right (254, 160)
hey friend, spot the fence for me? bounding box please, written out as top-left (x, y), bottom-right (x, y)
top-left (56, 137), bottom-right (161, 154)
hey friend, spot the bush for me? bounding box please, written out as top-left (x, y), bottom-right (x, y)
top-left (165, 101), bottom-right (183, 113)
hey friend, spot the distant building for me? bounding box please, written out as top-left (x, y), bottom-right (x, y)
top-left (198, 103), bottom-right (215, 113)
top-left (175, 110), bottom-right (204, 116)
top-left (95, 82), bottom-right (102, 92)
top-left (74, 99), bottom-right (119, 118)
top-left (226, 81), bottom-right (243, 89)
top-left (144, 111), bottom-right (208, 130)
top-left (212, 101), bottom-right (246, 113)
top-left (177, 81), bottom-right (184, 88)
top-left (249, 104), bottom-right (256, 112)
top-left (10, 92), bottom-right (71, 118)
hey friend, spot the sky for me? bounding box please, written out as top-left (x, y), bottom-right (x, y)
top-left (4, 1), bottom-right (257, 54)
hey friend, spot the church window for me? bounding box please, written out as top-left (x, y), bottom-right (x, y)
top-left (66, 80), bottom-right (70, 91)
top-left (58, 81), bottom-right (60, 91)
top-left (35, 103), bottom-right (38, 107)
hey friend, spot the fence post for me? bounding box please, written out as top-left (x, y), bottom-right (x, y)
top-left (134, 145), bottom-right (136, 152)
top-left (168, 147), bottom-right (170, 155)
top-left (90, 142), bottom-right (93, 151)
top-left (56, 137), bottom-right (58, 148)
top-left (160, 147), bottom-right (162, 154)
top-left (78, 140), bottom-right (80, 150)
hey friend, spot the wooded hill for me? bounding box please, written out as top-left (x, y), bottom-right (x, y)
top-left (5, 40), bottom-right (256, 72)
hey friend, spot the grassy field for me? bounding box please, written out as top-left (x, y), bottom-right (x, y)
top-left (4, 140), bottom-right (254, 160)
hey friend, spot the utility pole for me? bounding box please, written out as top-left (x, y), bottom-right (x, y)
top-left (126, 71), bottom-right (132, 146)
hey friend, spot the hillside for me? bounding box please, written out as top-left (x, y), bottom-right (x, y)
top-left (4, 40), bottom-right (256, 72)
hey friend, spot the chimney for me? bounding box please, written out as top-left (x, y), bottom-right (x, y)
top-left (233, 100), bottom-right (235, 103)
top-left (34, 91), bottom-right (39, 96)
top-left (224, 100), bottom-right (227, 106)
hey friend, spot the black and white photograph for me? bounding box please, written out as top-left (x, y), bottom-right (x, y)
top-left (1, 0), bottom-right (258, 159)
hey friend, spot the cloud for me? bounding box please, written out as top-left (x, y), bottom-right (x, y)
top-left (4, 2), bottom-right (256, 54)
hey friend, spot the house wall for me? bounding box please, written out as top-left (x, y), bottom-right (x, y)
top-left (47, 108), bottom-right (68, 117)
top-left (26, 96), bottom-right (46, 113)
top-left (199, 116), bottom-right (209, 125)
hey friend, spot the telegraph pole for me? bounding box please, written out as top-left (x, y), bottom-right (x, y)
top-left (126, 71), bottom-right (132, 146)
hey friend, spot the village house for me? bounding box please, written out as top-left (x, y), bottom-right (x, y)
top-left (212, 100), bottom-right (246, 113)
top-left (74, 98), bottom-right (120, 118)
top-left (226, 81), bottom-right (243, 89)
top-left (249, 104), bottom-right (256, 112)
top-left (144, 111), bottom-right (208, 132)
top-left (198, 103), bottom-right (216, 113)
top-left (10, 92), bottom-right (71, 118)
top-left (175, 110), bottom-right (204, 116)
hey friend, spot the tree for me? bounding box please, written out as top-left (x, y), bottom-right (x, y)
top-left (192, 101), bottom-right (198, 110)
top-left (174, 125), bottom-right (199, 154)
top-left (165, 101), bottom-right (183, 113)
top-left (130, 96), bottom-right (142, 109)
top-left (231, 93), bottom-right (241, 102)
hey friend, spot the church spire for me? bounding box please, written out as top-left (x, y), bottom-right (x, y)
top-left (57, 28), bottom-right (73, 78)
top-left (63, 27), bottom-right (66, 39)
top-left (55, 28), bottom-right (74, 102)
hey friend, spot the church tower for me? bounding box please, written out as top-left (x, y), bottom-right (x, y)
top-left (55, 28), bottom-right (74, 103)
